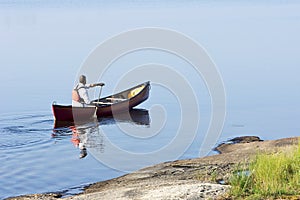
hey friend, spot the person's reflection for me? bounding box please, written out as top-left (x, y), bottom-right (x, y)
top-left (70, 126), bottom-right (88, 159)
top-left (69, 119), bottom-right (106, 159)
top-left (53, 108), bottom-right (150, 159)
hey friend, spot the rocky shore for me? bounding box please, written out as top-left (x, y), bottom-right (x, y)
top-left (7, 136), bottom-right (299, 200)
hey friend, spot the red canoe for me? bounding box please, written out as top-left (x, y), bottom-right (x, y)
top-left (52, 81), bottom-right (150, 122)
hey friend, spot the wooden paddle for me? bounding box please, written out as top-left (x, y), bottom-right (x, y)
top-left (97, 83), bottom-right (105, 105)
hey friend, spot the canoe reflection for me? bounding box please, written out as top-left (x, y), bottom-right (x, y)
top-left (52, 109), bottom-right (150, 159)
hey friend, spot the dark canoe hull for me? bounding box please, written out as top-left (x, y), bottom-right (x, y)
top-left (52, 105), bottom-right (97, 122)
top-left (54, 108), bottom-right (150, 128)
top-left (52, 81), bottom-right (150, 122)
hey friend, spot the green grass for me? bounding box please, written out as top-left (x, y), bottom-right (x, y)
top-left (230, 140), bottom-right (300, 199)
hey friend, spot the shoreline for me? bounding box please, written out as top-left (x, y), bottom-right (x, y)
top-left (7, 136), bottom-right (299, 200)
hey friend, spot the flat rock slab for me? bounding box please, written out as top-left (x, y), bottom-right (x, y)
top-left (68, 181), bottom-right (230, 200)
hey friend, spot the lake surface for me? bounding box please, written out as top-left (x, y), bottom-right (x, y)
top-left (1, 1), bottom-right (300, 199)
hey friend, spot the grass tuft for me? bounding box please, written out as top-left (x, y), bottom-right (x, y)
top-left (230, 139), bottom-right (300, 199)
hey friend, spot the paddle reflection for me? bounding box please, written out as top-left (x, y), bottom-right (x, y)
top-left (52, 109), bottom-right (150, 159)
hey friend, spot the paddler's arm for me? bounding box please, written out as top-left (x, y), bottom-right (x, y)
top-left (89, 83), bottom-right (105, 87)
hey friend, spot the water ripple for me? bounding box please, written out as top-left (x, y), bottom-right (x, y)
top-left (0, 112), bottom-right (53, 150)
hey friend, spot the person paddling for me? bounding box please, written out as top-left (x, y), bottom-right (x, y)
top-left (72, 75), bottom-right (104, 107)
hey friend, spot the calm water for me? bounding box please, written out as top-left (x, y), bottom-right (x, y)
top-left (1, 1), bottom-right (300, 199)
